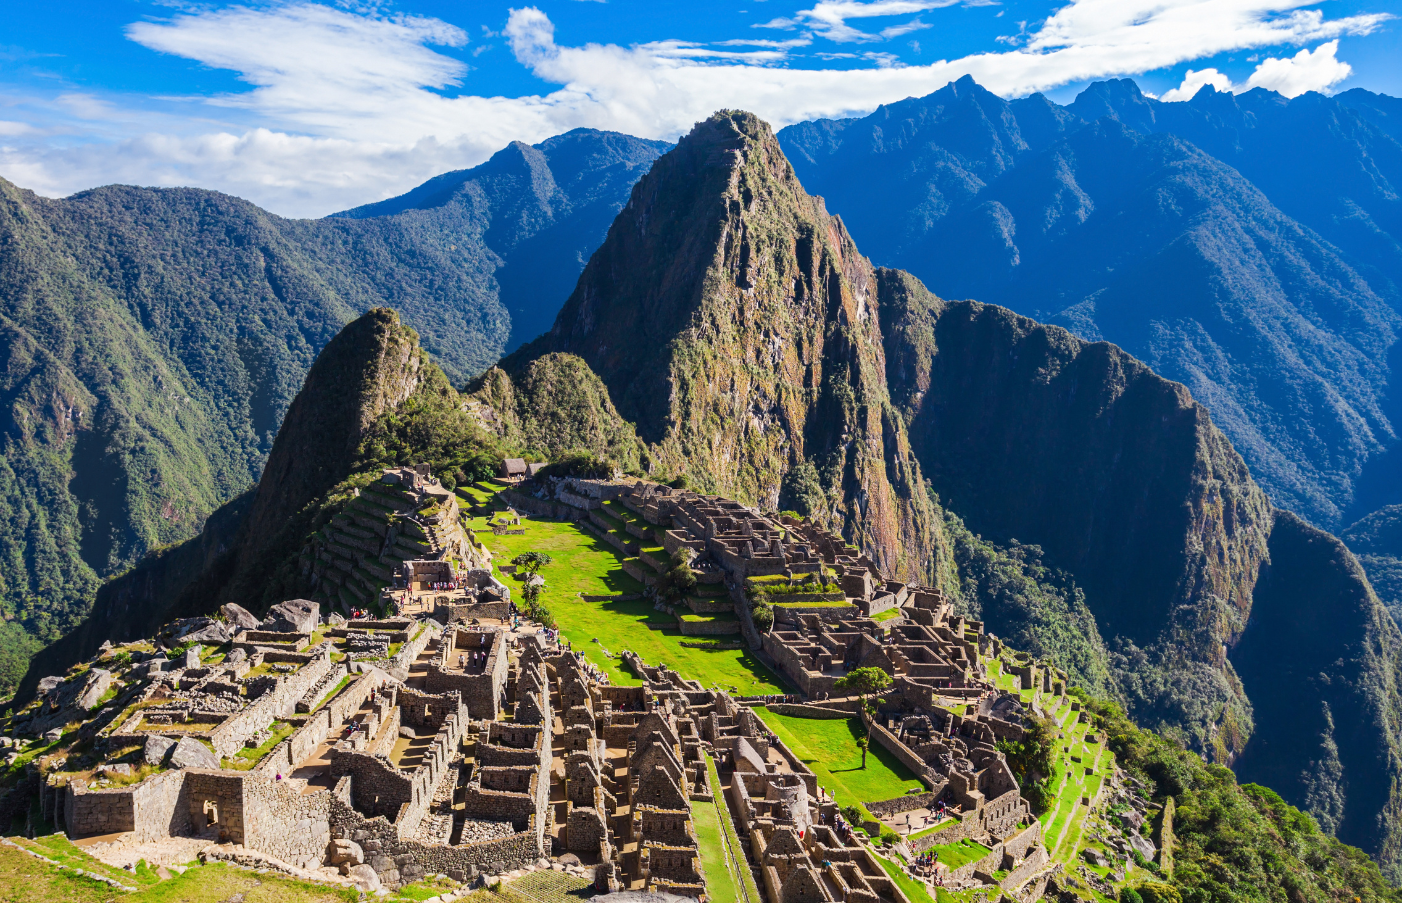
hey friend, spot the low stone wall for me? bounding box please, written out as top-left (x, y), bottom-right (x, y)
top-left (763, 703), bottom-right (851, 719)
top-left (333, 802), bottom-right (541, 888)
top-left (1001, 844), bottom-right (1049, 891)
top-left (865, 792), bottom-right (941, 818)
top-left (436, 601), bottom-right (512, 623)
top-left (909, 816), bottom-right (973, 852)
top-left (210, 652), bottom-right (334, 758)
top-left (677, 617), bottom-right (741, 636)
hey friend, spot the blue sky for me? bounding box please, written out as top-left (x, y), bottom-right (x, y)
top-left (1, 0), bottom-right (1397, 216)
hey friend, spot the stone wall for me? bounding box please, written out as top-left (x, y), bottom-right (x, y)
top-left (332, 800), bottom-right (541, 888)
top-left (677, 617), bottom-right (741, 636)
top-left (243, 773), bottom-right (334, 870)
top-left (863, 715), bottom-right (940, 790)
top-left (763, 703), bottom-right (851, 719)
top-left (64, 781), bottom-right (135, 837)
top-left (210, 652), bottom-right (334, 758)
top-left (65, 768), bottom-right (195, 842)
top-left (184, 770), bottom-right (247, 844)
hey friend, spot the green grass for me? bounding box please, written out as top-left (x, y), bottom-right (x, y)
top-left (312, 675), bottom-right (354, 712)
top-left (498, 869), bottom-right (595, 902)
top-left (696, 753), bottom-right (762, 903)
top-left (871, 607), bottom-right (903, 623)
top-left (929, 838), bottom-right (991, 870)
top-left (873, 852), bottom-right (938, 903)
top-left (753, 708), bottom-right (924, 823)
top-left (0, 842), bottom-right (359, 903)
top-left (389, 875), bottom-right (461, 901)
top-left (677, 611), bottom-right (738, 623)
top-left (480, 516), bottom-right (787, 694)
top-left (909, 816), bottom-right (959, 841)
top-left (224, 722), bottom-right (296, 770)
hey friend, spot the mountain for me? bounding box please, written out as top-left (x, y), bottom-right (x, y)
top-left (778, 76), bottom-right (1402, 535)
top-left (334, 129), bottom-right (670, 349)
top-left (22, 307), bottom-right (508, 695)
top-left (504, 110), bottom-right (949, 587)
top-left (0, 129), bottom-right (664, 695)
top-left (496, 109), bottom-right (1402, 878)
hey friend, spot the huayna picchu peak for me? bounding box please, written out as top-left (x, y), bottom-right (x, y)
top-left (2, 91), bottom-right (1402, 903)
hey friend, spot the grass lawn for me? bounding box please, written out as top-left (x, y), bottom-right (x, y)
top-left (499, 869), bottom-right (595, 902)
top-left (702, 754), bottom-right (762, 903)
top-left (0, 841), bottom-right (358, 903)
top-left (693, 778), bottom-right (741, 903)
top-left (871, 607), bottom-right (903, 623)
top-left (873, 851), bottom-right (937, 903)
top-left (480, 515), bottom-right (787, 694)
top-left (929, 838), bottom-right (991, 870)
top-left (753, 708), bottom-right (924, 822)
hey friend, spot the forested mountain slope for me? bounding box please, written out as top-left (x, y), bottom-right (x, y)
top-left (779, 77), bottom-right (1402, 536)
top-left (0, 129), bottom-right (664, 696)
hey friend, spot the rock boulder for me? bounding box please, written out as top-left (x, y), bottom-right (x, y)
top-left (145, 734), bottom-right (177, 766)
top-left (168, 736), bottom-right (220, 770)
top-left (220, 603), bottom-right (262, 631)
top-left (262, 599), bottom-right (319, 634)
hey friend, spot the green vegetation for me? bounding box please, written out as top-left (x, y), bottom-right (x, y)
top-left (224, 721), bottom-right (296, 770)
top-left (1085, 693), bottom-right (1402, 903)
top-left (701, 753), bottom-right (762, 903)
top-left (928, 838), bottom-right (990, 870)
top-left (942, 509), bottom-right (1114, 698)
top-left (0, 837), bottom-right (358, 902)
top-left (481, 515), bottom-right (785, 693)
top-left (753, 707), bottom-right (923, 823)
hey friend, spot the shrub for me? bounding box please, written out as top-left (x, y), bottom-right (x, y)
top-left (751, 603), bottom-right (774, 632)
top-left (1120, 889), bottom-right (1144, 903)
top-left (1136, 883), bottom-right (1180, 903)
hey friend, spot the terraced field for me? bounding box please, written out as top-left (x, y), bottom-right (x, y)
top-left (477, 513), bottom-right (787, 694)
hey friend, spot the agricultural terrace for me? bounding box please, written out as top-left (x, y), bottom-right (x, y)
top-left (473, 511), bottom-right (788, 694)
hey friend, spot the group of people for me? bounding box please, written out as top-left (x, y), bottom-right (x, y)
top-left (910, 852), bottom-right (947, 884)
top-left (457, 651), bottom-right (489, 671)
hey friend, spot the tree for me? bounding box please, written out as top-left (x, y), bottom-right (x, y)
top-left (512, 551), bottom-right (554, 576)
top-left (751, 603), bottom-right (774, 632)
top-left (656, 549), bottom-right (698, 604)
top-left (856, 736), bottom-right (870, 769)
top-left (833, 666), bottom-right (893, 708)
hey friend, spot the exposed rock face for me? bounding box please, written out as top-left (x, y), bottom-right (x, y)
top-left (510, 111), bottom-right (948, 585)
top-left (219, 603), bottom-right (260, 631)
top-left (144, 734), bottom-right (176, 766)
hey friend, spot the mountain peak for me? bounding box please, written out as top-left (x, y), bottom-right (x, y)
top-left (514, 108), bottom-right (942, 582)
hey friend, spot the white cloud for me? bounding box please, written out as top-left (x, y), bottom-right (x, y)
top-left (1243, 39), bottom-right (1351, 96)
top-left (1161, 67), bottom-right (1233, 101)
top-left (769, 0), bottom-right (960, 43)
top-left (0, 1), bottom-right (1390, 216)
top-left (1159, 40), bottom-right (1352, 102)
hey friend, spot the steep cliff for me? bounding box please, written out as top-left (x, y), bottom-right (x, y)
top-left (510, 111), bottom-right (949, 585)
top-left (1233, 511), bottom-right (1402, 878)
